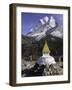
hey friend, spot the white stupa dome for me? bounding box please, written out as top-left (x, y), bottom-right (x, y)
top-left (36, 54), bottom-right (56, 66)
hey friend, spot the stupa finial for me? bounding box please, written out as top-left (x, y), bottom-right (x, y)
top-left (42, 40), bottom-right (50, 54)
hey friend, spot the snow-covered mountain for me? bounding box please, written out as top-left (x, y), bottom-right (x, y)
top-left (27, 16), bottom-right (63, 41)
top-left (51, 26), bottom-right (63, 39)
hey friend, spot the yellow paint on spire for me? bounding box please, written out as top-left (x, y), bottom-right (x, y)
top-left (42, 40), bottom-right (50, 54)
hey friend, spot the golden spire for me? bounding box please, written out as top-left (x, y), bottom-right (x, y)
top-left (42, 40), bottom-right (50, 54)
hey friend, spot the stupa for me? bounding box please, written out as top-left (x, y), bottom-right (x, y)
top-left (36, 40), bottom-right (56, 66)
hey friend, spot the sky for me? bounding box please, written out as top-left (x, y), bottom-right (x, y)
top-left (21, 12), bottom-right (63, 35)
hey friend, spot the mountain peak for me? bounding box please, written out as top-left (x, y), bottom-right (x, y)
top-left (26, 16), bottom-right (62, 41)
